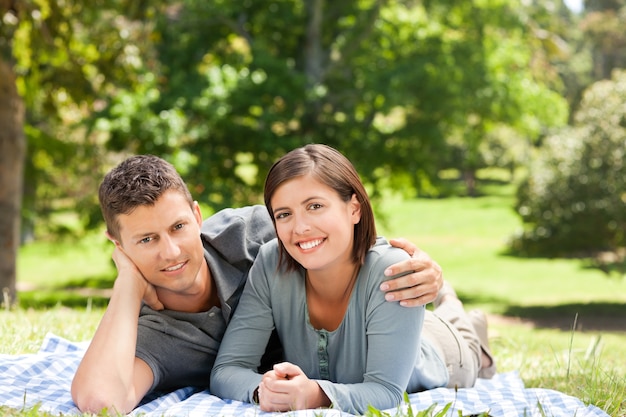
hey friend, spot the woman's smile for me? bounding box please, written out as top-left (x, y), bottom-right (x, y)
top-left (298, 238), bottom-right (326, 250)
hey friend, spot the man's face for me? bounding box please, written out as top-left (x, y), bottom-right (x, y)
top-left (115, 190), bottom-right (206, 293)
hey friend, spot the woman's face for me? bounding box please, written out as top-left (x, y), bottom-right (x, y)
top-left (270, 174), bottom-right (361, 272)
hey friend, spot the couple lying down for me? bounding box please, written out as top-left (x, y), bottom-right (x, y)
top-left (72, 144), bottom-right (495, 415)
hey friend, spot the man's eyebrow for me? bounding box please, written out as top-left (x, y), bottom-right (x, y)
top-left (129, 216), bottom-right (189, 240)
top-left (169, 216), bottom-right (189, 227)
top-left (130, 229), bottom-right (155, 241)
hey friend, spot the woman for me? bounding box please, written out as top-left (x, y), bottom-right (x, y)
top-left (210, 144), bottom-right (495, 414)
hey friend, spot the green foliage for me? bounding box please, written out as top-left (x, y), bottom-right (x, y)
top-left (5, 1), bottom-right (167, 239)
top-left (87, 0), bottom-right (567, 210)
top-left (363, 397), bottom-right (458, 416)
top-left (581, 1), bottom-right (626, 80)
top-left (437, 2), bottom-right (569, 195)
top-left (3, 1), bottom-right (582, 238)
top-left (512, 69), bottom-right (626, 256)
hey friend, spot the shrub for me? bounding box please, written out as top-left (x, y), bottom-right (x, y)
top-left (511, 70), bottom-right (626, 256)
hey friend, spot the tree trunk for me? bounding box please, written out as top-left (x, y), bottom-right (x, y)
top-left (462, 169), bottom-right (477, 197)
top-left (304, 0), bottom-right (323, 89)
top-left (300, 0), bottom-right (324, 138)
top-left (0, 57), bottom-right (26, 308)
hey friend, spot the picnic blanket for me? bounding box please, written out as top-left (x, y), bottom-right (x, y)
top-left (0, 333), bottom-right (609, 417)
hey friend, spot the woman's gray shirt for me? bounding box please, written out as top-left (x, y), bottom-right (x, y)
top-left (211, 237), bottom-right (448, 414)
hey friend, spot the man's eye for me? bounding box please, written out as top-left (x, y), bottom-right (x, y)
top-left (174, 223), bottom-right (184, 230)
top-left (139, 236), bottom-right (153, 244)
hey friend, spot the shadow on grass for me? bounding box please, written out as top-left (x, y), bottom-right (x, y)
top-left (500, 302), bottom-right (626, 332)
top-left (580, 258), bottom-right (626, 279)
top-left (17, 273), bottom-right (114, 309)
top-left (456, 292), bottom-right (626, 332)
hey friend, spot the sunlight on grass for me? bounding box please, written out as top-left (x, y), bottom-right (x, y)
top-left (376, 193), bottom-right (626, 309)
top-left (0, 307), bottom-right (103, 355)
top-left (17, 230), bottom-right (115, 289)
top-left (492, 323), bottom-right (626, 416)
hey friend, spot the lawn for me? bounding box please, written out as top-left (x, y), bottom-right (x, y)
top-left (3, 184), bottom-right (626, 416)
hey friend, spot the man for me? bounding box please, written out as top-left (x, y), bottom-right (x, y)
top-left (71, 155), bottom-right (443, 414)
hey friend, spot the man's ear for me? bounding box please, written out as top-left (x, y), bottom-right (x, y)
top-left (105, 231), bottom-right (122, 247)
top-left (192, 201), bottom-right (203, 225)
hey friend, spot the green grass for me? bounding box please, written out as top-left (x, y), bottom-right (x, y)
top-left (5, 185), bottom-right (626, 416)
top-left (378, 193), bottom-right (626, 310)
top-left (16, 231), bottom-right (115, 309)
top-left (0, 307), bottom-right (103, 355)
top-left (17, 230), bottom-right (115, 287)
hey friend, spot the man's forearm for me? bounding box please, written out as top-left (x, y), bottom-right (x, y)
top-left (71, 277), bottom-right (150, 413)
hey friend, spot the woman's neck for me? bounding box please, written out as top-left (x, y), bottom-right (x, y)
top-left (306, 261), bottom-right (359, 296)
top-left (305, 263), bottom-right (360, 330)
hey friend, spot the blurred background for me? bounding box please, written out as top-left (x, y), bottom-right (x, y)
top-left (1, 0), bottom-right (625, 308)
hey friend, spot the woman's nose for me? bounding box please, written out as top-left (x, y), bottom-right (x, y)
top-left (293, 216), bottom-right (311, 235)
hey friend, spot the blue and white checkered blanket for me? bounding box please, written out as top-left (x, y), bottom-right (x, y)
top-left (0, 333), bottom-right (609, 417)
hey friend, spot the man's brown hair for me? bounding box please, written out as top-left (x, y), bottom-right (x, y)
top-left (98, 155), bottom-right (193, 241)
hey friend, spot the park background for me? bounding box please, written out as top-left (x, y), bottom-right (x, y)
top-left (0, 1), bottom-right (625, 416)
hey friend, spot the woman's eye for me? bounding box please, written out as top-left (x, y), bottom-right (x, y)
top-left (275, 212), bottom-right (289, 220)
top-left (309, 203), bottom-right (323, 210)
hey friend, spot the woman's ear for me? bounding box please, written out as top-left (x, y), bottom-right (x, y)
top-left (350, 194), bottom-right (362, 223)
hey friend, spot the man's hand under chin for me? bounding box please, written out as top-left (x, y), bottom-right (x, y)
top-left (110, 243), bottom-right (164, 311)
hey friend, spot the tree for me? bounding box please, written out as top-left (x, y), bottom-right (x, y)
top-left (427, 0), bottom-right (571, 195)
top-left (96, 0), bottom-right (568, 203)
top-left (1, 1), bottom-right (577, 303)
top-left (0, 0), bottom-right (164, 305)
top-left (582, 0), bottom-right (626, 80)
top-left (0, 56), bottom-right (25, 307)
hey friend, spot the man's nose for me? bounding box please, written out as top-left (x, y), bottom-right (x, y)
top-left (160, 235), bottom-right (182, 259)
